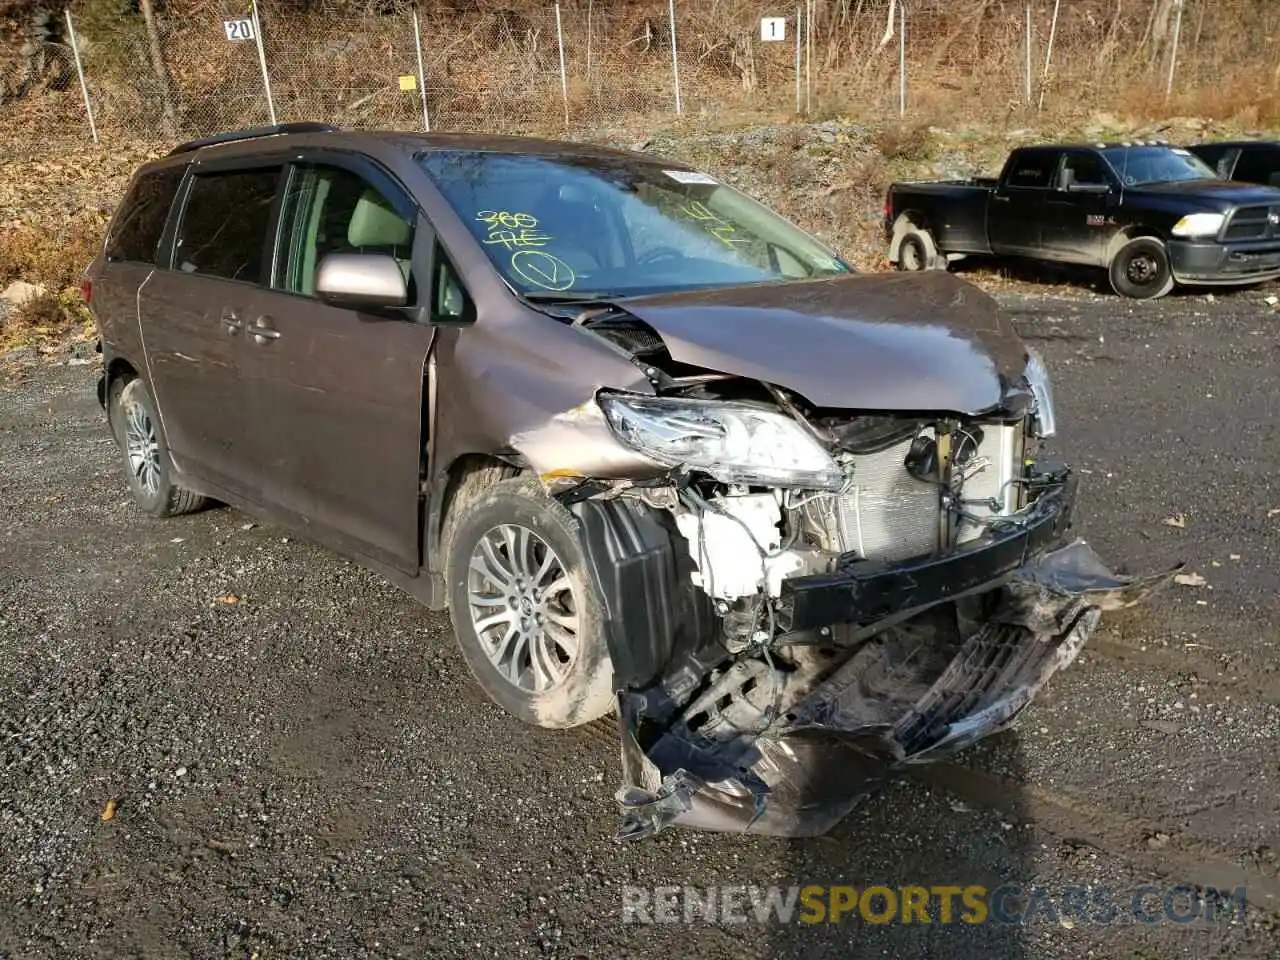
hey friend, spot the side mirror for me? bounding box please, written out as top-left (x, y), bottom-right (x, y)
top-left (1066, 182), bottom-right (1112, 194)
top-left (315, 252), bottom-right (408, 310)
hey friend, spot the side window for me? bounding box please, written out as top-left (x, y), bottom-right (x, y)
top-left (277, 164), bottom-right (415, 299)
top-left (1005, 153), bottom-right (1057, 189)
top-left (1232, 148), bottom-right (1280, 186)
top-left (105, 166), bottom-right (185, 264)
top-left (174, 168), bottom-right (280, 283)
top-left (432, 246), bottom-right (473, 323)
top-left (1060, 152), bottom-right (1109, 188)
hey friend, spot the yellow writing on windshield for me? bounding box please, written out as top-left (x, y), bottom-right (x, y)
top-left (476, 210), bottom-right (552, 250)
top-left (511, 250), bottom-right (576, 291)
top-left (680, 200), bottom-right (749, 249)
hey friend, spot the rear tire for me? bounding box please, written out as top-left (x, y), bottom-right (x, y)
top-left (896, 227), bottom-right (943, 272)
top-left (1109, 237), bottom-right (1175, 299)
top-left (443, 476), bottom-right (614, 729)
top-left (109, 377), bottom-right (207, 517)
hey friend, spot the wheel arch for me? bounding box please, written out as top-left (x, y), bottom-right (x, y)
top-left (1106, 225), bottom-right (1166, 263)
top-left (888, 210), bottom-right (935, 262)
top-left (424, 452), bottom-right (525, 578)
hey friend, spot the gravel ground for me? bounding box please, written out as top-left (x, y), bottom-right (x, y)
top-left (2, 285), bottom-right (1280, 959)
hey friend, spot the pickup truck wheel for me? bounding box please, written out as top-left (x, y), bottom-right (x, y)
top-left (1109, 237), bottom-right (1175, 299)
top-left (443, 476), bottom-right (615, 729)
top-left (108, 377), bottom-right (207, 517)
top-left (897, 228), bottom-right (942, 271)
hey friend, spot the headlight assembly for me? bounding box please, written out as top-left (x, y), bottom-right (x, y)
top-left (598, 393), bottom-right (844, 490)
top-left (1170, 212), bottom-right (1225, 238)
top-left (1023, 348), bottom-right (1057, 439)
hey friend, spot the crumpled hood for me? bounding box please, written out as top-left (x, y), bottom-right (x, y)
top-left (617, 271), bottom-right (1028, 413)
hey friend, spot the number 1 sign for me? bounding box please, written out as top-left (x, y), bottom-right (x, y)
top-left (761, 17), bottom-right (786, 41)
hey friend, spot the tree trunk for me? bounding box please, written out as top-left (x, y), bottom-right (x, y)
top-left (139, 0), bottom-right (178, 137)
top-left (879, 0), bottom-right (897, 47)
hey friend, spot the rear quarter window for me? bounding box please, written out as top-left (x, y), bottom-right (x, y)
top-left (105, 166), bottom-right (185, 264)
top-left (1005, 152), bottom-right (1057, 189)
top-left (174, 168), bottom-right (281, 284)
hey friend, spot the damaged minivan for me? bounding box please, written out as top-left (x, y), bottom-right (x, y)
top-left (87, 124), bottom-right (1172, 841)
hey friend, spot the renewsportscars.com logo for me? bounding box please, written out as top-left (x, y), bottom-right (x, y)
top-left (621, 884), bottom-right (1249, 926)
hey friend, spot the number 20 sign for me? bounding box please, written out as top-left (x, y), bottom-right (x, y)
top-left (223, 18), bottom-right (256, 41)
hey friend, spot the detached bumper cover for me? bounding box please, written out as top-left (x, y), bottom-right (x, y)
top-left (1168, 238), bottom-right (1280, 284)
top-left (614, 490), bottom-right (1179, 840)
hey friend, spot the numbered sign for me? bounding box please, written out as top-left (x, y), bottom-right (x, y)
top-left (760, 17), bottom-right (786, 41)
top-left (223, 18), bottom-right (255, 41)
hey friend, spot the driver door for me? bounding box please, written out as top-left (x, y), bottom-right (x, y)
top-left (1042, 150), bottom-right (1116, 265)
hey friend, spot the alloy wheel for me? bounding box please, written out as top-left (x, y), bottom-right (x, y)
top-left (465, 523), bottom-right (580, 693)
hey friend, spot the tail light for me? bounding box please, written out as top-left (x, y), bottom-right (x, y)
top-left (79, 274), bottom-right (92, 304)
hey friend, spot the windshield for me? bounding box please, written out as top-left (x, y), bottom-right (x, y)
top-left (417, 150), bottom-right (850, 299)
top-left (1101, 146), bottom-right (1217, 185)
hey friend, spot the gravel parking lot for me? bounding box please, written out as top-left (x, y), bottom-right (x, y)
top-left (2, 287), bottom-right (1279, 959)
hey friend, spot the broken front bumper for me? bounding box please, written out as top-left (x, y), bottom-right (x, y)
top-left (614, 471), bottom-right (1177, 841)
top-left (778, 463), bottom-right (1078, 633)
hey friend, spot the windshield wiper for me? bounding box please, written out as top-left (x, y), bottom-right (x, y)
top-left (521, 290), bottom-right (616, 303)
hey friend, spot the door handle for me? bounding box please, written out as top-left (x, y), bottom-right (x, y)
top-left (248, 317), bottom-right (280, 344)
top-left (221, 310), bottom-right (243, 335)
top-left (992, 194), bottom-right (1011, 203)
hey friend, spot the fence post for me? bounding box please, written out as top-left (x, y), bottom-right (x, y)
top-left (411, 6), bottom-right (430, 131)
top-left (794, 4), bottom-right (802, 114)
top-left (554, 2), bottom-right (570, 127)
top-left (898, 0), bottom-right (907, 117)
top-left (64, 9), bottom-right (98, 144)
top-left (1037, 0), bottom-right (1060, 111)
top-left (805, 0), bottom-right (812, 114)
top-left (1165, 0), bottom-right (1184, 99)
top-left (1024, 1), bottom-right (1032, 106)
top-left (250, 0), bottom-right (276, 125)
top-left (668, 0), bottom-right (682, 116)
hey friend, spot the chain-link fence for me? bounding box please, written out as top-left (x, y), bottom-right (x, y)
top-left (0, 0), bottom-right (1272, 157)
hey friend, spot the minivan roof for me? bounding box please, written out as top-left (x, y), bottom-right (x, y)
top-left (162, 122), bottom-right (672, 168)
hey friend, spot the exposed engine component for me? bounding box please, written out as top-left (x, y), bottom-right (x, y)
top-left (672, 491), bottom-right (819, 602)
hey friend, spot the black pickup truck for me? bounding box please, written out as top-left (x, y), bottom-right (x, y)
top-left (1186, 140), bottom-right (1280, 187)
top-left (885, 143), bottom-right (1280, 298)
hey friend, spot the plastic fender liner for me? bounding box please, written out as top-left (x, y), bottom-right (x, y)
top-left (568, 497), bottom-right (682, 690)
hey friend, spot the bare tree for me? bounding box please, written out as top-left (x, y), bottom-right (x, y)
top-left (139, 0), bottom-right (178, 136)
top-left (879, 0), bottom-right (898, 47)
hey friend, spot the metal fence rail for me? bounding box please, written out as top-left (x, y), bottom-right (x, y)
top-left (0, 0), bottom-right (1262, 155)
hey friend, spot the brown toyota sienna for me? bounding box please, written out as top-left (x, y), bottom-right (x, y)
top-left (86, 123), bottom-right (1172, 841)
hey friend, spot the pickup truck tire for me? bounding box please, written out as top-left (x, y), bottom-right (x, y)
top-left (1109, 237), bottom-right (1175, 299)
top-left (443, 476), bottom-right (615, 730)
top-left (896, 227), bottom-right (944, 272)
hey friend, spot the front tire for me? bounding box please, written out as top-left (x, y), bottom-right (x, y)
top-left (443, 476), bottom-right (614, 729)
top-left (109, 377), bottom-right (207, 517)
top-left (1109, 237), bottom-right (1175, 299)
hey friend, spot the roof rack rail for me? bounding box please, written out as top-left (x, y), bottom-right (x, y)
top-left (168, 122), bottom-right (338, 156)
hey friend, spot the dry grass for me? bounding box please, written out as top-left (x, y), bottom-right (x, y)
top-left (0, 216), bottom-right (103, 345)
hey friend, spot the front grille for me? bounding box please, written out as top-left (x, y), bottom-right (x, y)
top-left (1222, 205), bottom-right (1280, 242)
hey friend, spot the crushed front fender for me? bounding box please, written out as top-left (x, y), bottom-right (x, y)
top-left (613, 539), bottom-right (1177, 841)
